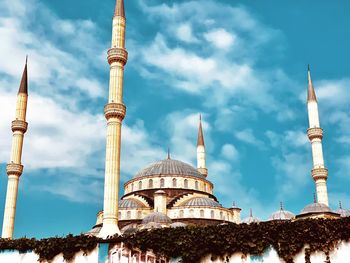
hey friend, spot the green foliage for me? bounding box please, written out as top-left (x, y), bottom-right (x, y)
top-left (0, 218), bottom-right (349, 263)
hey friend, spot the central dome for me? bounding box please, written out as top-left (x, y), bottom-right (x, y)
top-left (134, 159), bottom-right (204, 178)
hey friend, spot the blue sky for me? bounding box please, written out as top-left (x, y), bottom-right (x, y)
top-left (0, 0), bottom-right (350, 238)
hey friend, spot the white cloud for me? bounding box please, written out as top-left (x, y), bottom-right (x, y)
top-left (175, 23), bottom-right (199, 43)
top-left (204, 28), bottom-right (236, 50)
top-left (221, 144), bottom-right (239, 161)
top-left (235, 129), bottom-right (265, 148)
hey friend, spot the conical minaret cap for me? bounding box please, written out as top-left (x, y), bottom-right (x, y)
top-left (307, 65), bottom-right (317, 102)
top-left (114, 0), bottom-right (125, 18)
top-left (18, 56), bottom-right (28, 95)
top-left (197, 115), bottom-right (205, 146)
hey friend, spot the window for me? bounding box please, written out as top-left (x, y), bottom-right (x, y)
top-left (149, 179), bottom-right (153, 188)
top-left (127, 211), bottom-right (131, 219)
top-left (204, 184), bottom-right (207, 192)
top-left (179, 210), bottom-right (184, 218)
top-left (131, 183), bottom-right (134, 191)
top-left (220, 211), bottom-right (223, 220)
top-left (195, 181), bottom-right (199, 190)
top-left (184, 179), bottom-right (188, 188)
top-left (189, 209), bottom-right (194, 217)
top-left (160, 178), bottom-right (165, 188)
top-left (172, 178), bottom-right (177, 187)
top-left (137, 211), bottom-right (142, 219)
top-left (118, 212), bottom-right (121, 220)
top-left (138, 181), bottom-right (142, 190)
top-left (211, 210), bottom-right (214, 219)
top-left (200, 209), bottom-right (204, 218)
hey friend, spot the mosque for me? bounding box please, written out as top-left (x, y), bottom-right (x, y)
top-left (1, 0), bottom-right (350, 239)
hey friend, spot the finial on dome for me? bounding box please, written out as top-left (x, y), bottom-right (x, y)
top-left (307, 64), bottom-right (317, 102)
top-left (339, 201), bottom-right (343, 209)
top-left (280, 202), bottom-right (284, 210)
top-left (18, 56), bottom-right (28, 95)
top-left (197, 114), bottom-right (205, 146)
top-left (114, 0), bottom-right (125, 18)
top-left (232, 201), bottom-right (236, 207)
top-left (167, 147), bottom-right (171, 159)
top-left (250, 208), bottom-right (253, 217)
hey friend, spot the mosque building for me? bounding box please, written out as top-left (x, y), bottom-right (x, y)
top-left (1, 0), bottom-right (350, 239)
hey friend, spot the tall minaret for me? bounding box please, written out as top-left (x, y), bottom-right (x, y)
top-left (197, 115), bottom-right (208, 177)
top-left (306, 65), bottom-right (329, 206)
top-left (2, 58), bottom-right (29, 239)
top-left (99, 0), bottom-right (128, 238)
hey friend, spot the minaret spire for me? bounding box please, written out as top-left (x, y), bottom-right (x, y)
top-left (99, 0), bottom-right (128, 238)
top-left (2, 58), bottom-right (29, 239)
top-left (197, 114), bottom-right (208, 177)
top-left (306, 66), bottom-right (329, 206)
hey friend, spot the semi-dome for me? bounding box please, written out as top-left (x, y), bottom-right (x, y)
top-left (181, 197), bottom-right (221, 207)
top-left (119, 199), bottom-right (145, 209)
top-left (142, 212), bottom-right (172, 224)
top-left (300, 202), bottom-right (331, 215)
top-left (134, 159), bottom-right (204, 178)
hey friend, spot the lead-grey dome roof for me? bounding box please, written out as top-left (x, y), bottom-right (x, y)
top-left (269, 209), bottom-right (295, 220)
top-left (142, 212), bottom-right (172, 224)
top-left (134, 159), bottom-right (204, 178)
top-left (119, 199), bottom-right (145, 209)
top-left (181, 197), bottom-right (221, 207)
top-left (300, 202), bottom-right (331, 215)
top-left (335, 208), bottom-right (350, 217)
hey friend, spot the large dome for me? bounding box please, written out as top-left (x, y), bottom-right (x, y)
top-left (142, 212), bottom-right (172, 224)
top-left (300, 202), bottom-right (331, 215)
top-left (134, 159), bottom-right (204, 178)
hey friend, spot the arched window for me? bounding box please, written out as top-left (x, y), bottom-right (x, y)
top-left (184, 179), bottom-right (188, 188)
top-left (220, 211), bottom-right (223, 220)
top-left (211, 210), bottom-right (214, 219)
top-left (118, 212), bottom-right (121, 220)
top-left (138, 181), bottom-right (142, 190)
top-left (131, 183), bottom-right (134, 191)
top-left (172, 178), bottom-right (177, 187)
top-left (204, 184), bottom-right (207, 192)
top-left (137, 211), bottom-right (142, 219)
top-left (127, 211), bottom-right (131, 219)
top-left (179, 210), bottom-right (184, 218)
top-left (160, 178), bottom-right (165, 188)
top-left (149, 179), bottom-right (153, 188)
top-left (189, 209), bottom-right (194, 217)
top-left (195, 181), bottom-right (199, 190)
top-left (200, 209), bottom-right (205, 218)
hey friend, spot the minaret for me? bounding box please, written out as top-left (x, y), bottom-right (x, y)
top-left (2, 58), bottom-right (29, 239)
top-left (99, 0), bottom-right (128, 237)
top-left (197, 115), bottom-right (208, 177)
top-left (306, 65), bottom-right (329, 206)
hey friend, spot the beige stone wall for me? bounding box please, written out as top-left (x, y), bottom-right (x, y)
top-left (124, 176), bottom-right (213, 195)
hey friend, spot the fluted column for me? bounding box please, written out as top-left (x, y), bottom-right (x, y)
top-left (307, 66), bottom-right (328, 206)
top-left (99, 0), bottom-right (127, 238)
top-left (2, 60), bottom-right (28, 239)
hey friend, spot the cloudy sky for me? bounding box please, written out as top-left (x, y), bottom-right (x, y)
top-left (0, 0), bottom-right (350, 238)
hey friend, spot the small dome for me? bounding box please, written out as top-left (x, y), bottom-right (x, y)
top-left (142, 222), bottom-right (162, 229)
top-left (300, 202), bottom-right (331, 215)
top-left (142, 212), bottom-right (172, 224)
top-left (269, 209), bottom-right (295, 220)
top-left (335, 208), bottom-right (350, 217)
top-left (121, 224), bottom-right (138, 235)
top-left (242, 216), bottom-right (260, 224)
top-left (181, 197), bottom-right (221, 207)
top-left (170, 222), bottom-right (187, 228)
top-left (119, 199), bottom-right (145, 209)
top-left (154, 190), bottom-right (167, 195)
top-left (134, 159), bottom-right (204, 178)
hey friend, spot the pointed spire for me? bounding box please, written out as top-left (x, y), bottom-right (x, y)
top-left (307, 64), bottom-right (317, 102)
top-left (167, 147), bottom-right (171, 160)
top-left (197, 114), bottom-right (205, 146)
top-left (114, 0), bottom-right (125, 18)
top-left (280, 202), bottom-right (284, 211)
top-left (18, 56), bottom-right (28, 94)
top-left (250, 208), bottom-right (253, 217)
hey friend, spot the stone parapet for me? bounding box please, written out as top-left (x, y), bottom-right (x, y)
top-left (307, 127), bottom-right (323, 140)
top-left (6, 163), bottom-right (23, 177)
top-left (107, 48), bottom-right (128, 65)
top-left (104, 103), bottom-right (126, 121)
top-left (312, 167), bottom-right (328, 181)
top-left (11, 120), bottom-right (28, 133)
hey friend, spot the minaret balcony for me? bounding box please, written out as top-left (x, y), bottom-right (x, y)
top-left (107, 48), bottom-right (128, 65)
top-left (307, 127), bottom-right (323, 140)
top-left (11, 120), bottom-right (28, 133)
top-left (311, 167), bottom-right (328, 181)
top-left (104, 103), bottom-right (126, 121)
top-left (6, 163), bottom-right (23, 177)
